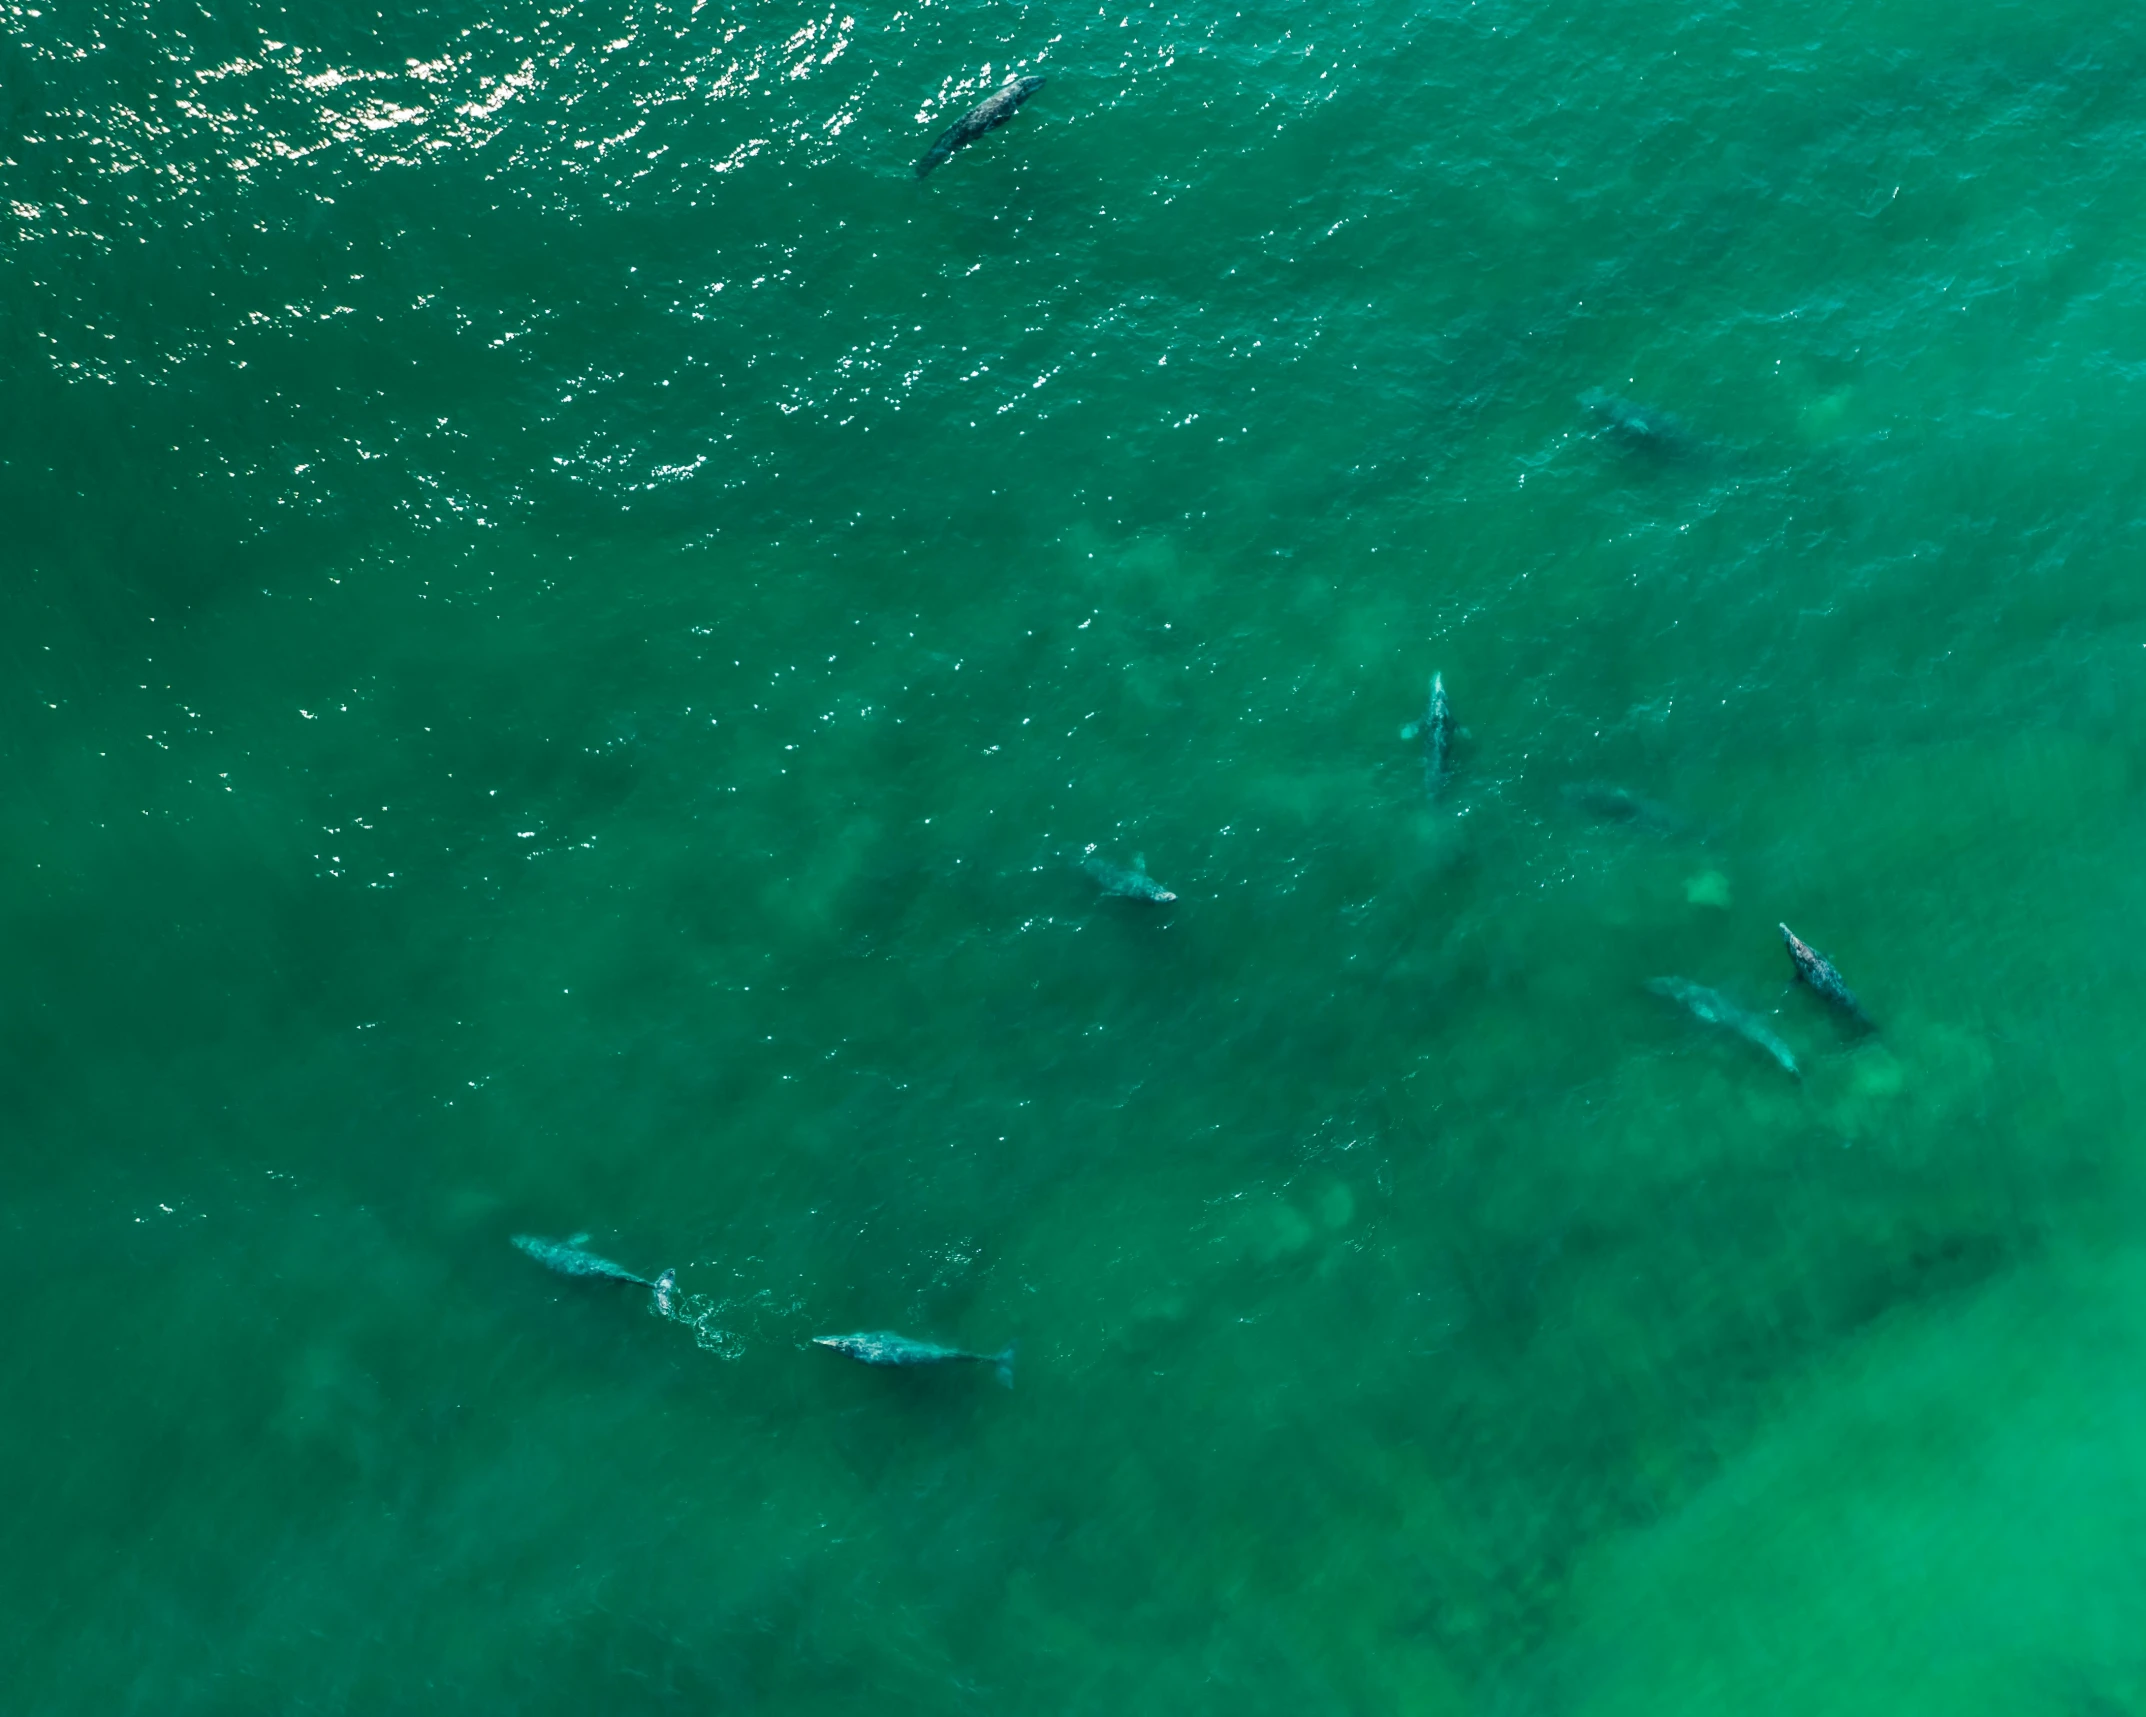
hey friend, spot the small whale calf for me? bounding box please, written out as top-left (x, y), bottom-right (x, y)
top-left (1399, 672), bottom-right (1456, 798)
top-left (1781, 924), bottom-right (1872, 1029)
top-left (1648, 977), bottom-right (1800, 1078)
top-left (1581, 388), bottom-right (1690, 453)
top-left (815, 1330), bottom-right (1017, 1387)
top-left (1084, 850), bottom-right (1176, 902)
top-left (916, 75), bottom-right (1046, 177)
top-left (513, 1233), bottom-right (677, 1313)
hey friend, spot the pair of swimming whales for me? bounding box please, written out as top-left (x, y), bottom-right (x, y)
top-left (511, 1233), bottom-right (1016, 1385)
top-left (1651, 926), bottom-right (1871, 1081)
top-left (1405, 673), bottom-right (1872, 1076)
top-left (919, 83), bottom-right (1690, 461)
top-left (917, 82), bottom-right (1691, 471)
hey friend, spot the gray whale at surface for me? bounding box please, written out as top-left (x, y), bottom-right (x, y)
top-left (815, 1330), bottom-right (1017, 1386)
top-left (917, 76), bottom-right (1046, 177)
top-left (1781, 923), bottom-right (1873, 1030)
top-left (1400, 672), bottom-right (1456, 799)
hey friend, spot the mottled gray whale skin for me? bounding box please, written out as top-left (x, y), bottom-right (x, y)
top-left (1400, 672), bottom-right (1456, 798)
top-left (916, 75), bottom-right (1046, 177)
top-left (1781, 923), bottom-right (1872, 1028)
top-left (1648, 977), bottom-right (1800, 1079)
top-left (1083, 851), bottom-right (1176, 903)
top-left (815, 1331), bottom-right (1017, 1387)
top-left (513, 1232), bottom-right (677, 1314)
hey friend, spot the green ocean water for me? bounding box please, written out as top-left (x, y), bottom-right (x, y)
top-left (9, 0), bottom-right (2146, 1708)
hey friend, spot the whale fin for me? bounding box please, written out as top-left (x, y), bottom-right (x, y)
top-left (994, 1342), bottom-right (1017, 1389)
top-left (567, 1232), bottom-right (591, 1247)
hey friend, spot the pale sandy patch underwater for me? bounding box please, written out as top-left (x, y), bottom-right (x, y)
top-left (1519, 1248), bottom-right (2146, 1716)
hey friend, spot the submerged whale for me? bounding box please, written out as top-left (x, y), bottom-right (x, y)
top-left (1648, 977), bottom-right (1800, 1078)
top-left (513, 1233), bottom-right (677, 1313)
top-left (1083, 850), bottom-right (1176, 903)
top-left (916, 76), bottom-right (1046, 177)
top-left (1562, 781), bottom-right (1688, 836)
top-left (814, 1330), bottom-right (1017, 1386)
top-left (1400, 672), bottom-right (1456, 798)
top-left (1581, 388), bottom-right (1692, 454)
top-left (1562, 776), bottom-right (1691, 837)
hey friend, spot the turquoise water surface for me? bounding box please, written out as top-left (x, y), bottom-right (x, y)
top-left (9, 0), bottom-right (2146, 1710)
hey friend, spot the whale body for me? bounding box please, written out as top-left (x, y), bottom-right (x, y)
top-left (1781, 923), bottom-right (1872, 1028)
top-left (917, 76), bottom-right (1046, 177)
top-left (1400, 672), bottom-right (1456, 798)
top-left (1648, 977), bottom-right (1800, 1079)
top-left (815, 1330), bottom-right (1017, 1386)
top-left (1084, 851), bottom-right (1176, 903)
top-left (1581, 388), bottom-right (1691, 453)
top-left (513, 1233), bottom-right (677, 1314)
